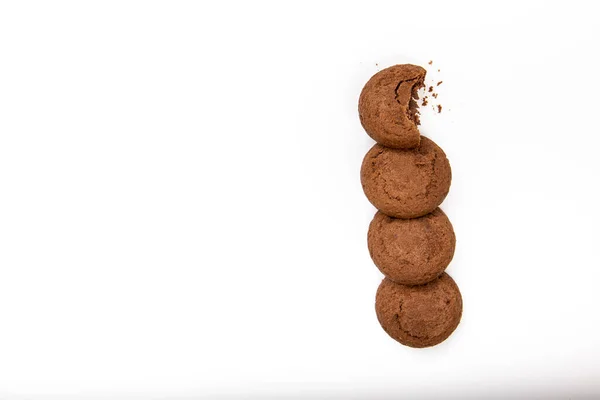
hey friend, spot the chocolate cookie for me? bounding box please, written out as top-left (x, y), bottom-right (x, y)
top-left (359, 64), bottom-right (426, 149)
top-left (368, 208), bottom-right (455, 285)
top-left (360, 136), bottom-right (451, 219)
top-left (375, 273), bottom-right (462, 348)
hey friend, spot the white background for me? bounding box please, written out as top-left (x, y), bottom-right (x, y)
top-left (1, 1), bottom-right (599, 399)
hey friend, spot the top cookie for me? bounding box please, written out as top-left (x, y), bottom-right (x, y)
top-left (360, 136), bottom-right (452, 219)
top-left (359, 64), bottom-right (426, 149)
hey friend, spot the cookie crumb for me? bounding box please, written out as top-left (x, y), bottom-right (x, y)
top-left (428, 86), bottom-right (433, 92)
top-left (437, 69), bottom-right (440, 72)
top-left (428, 60), bottom-right (433, 65)
top-left (437, 81), bottom-right (443, 86)
top-left (376, 63), bottom-right (379, 66)
top-left (437, 105), bottom-right (442, 113)
top-left (422, 97), bottom-right (428, 106)
top-left (432, 93), bottom-right (438, 99)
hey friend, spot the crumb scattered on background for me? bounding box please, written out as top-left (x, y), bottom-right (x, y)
top-left (422, 63), bottom-right (444, 116)
top-left (376, 63), bottom-right (378, 66)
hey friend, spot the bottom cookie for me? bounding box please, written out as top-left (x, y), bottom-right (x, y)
top-left (375, 273), bottom-right (462, 348)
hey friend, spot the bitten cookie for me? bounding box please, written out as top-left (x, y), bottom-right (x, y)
top-left (359, 64), bottom-right (426, 149)
top-left (360, 136), bottom-right (451, 219)
top-left (375, 273), bottom-right (462, 348)
top-left (368, 208), bottom-right (455, 285)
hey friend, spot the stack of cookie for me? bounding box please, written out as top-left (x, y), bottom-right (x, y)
top-left (359, 64), bottom-right (462, 348)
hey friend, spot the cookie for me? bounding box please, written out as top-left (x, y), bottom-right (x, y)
top-left (375, 273), bottom-right (462, 348)
top-left (368, 208), bottom-right (455, 285)
top-left (359, 64), bottom-right (426, 149)
top-left (360, 136), bottom-right (451, 219)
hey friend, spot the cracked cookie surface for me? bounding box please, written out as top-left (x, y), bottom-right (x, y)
top-left (360, 136), bottom-right (451, 219)
top-left (359, 64), bottom-right (426, 149)
top-left (368, 208), bottom-right (455, 285)
top-left (375, 273), bottom-right (462, 348)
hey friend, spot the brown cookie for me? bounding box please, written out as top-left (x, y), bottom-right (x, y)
top-left (368, 208), bottom-right (455, 285)
top-left (375, 273), bottom-right (462, 348)
top-left (359, 64), bottom-right (426, 149)
top-left (360, 136), bottom-right (451, 219)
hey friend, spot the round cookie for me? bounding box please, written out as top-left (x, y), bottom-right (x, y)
top-left (359, 64), bottom-right (426, 149)
top-left (360, 136), bottom-right (451, 219)
top-left (375, 273), bottom-right (462, 348)
top-left (368, 208), bottom-right (455, 285)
